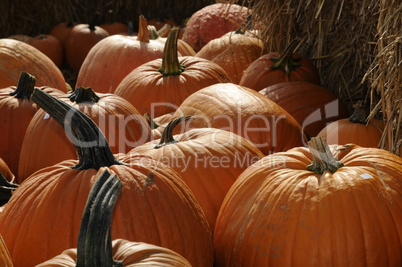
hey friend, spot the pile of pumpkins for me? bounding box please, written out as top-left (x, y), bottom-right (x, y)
top-left (0, 3), bottom-right (401, 266)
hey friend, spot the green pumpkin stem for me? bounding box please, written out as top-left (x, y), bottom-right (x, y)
top-left (9, 72), bottom-right (36, 99)
top-left (158, 27), bottom-right (185, 76)
top-left (269, 39), bottom-right (302, 75)
top-left (307, 137), bottom-right (344, 174)
top-left (69, 87), bottom-right (100, 104)
top-left (76, 170), bottom-right (123, 267)
top-left (155, 116), bottom-right (192, 148)
top-left (30, 88), bottom-right (122, 170)
top-left (0, 173), bottom-right (18, 206)
top-left (148, 25), bottom-right (160, 40)
top-left (137, 15), bottom-right (150, 43)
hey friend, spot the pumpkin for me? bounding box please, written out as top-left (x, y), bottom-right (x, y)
top-left (156, 83), bottom-right (305, 155)
top-left (129, 116), bottom-right (264, 230)
top-left (182, 3), bottom-right (251, 52)
top-left (99, 9), bottom-right (129, 35)
top-left (28, 34), bottom-right (63, 67)
top-left (196, 31), bottom-right (266, 84)
top-left (317, 102), bottom-right (385, 147)
top-left (50, 22), bottom-right (76, 48)
top-left (239, 40), bottom-right (321, 91)
top-left (214, 137), bottom-right (402, 266)
top-left (76, 15), bottom-right (195, 94)
top-left (0, 38), bottom-right (67, 91)
top-left (115, 27), bottom-right (231, 117)
top-left (37, 170), bottom-right (191, 267)
top-left (17, 86), bottom-right (152, 183)
top-left (0, 89), bottom-right (213, 266)
top-left (0, 235), bottom-right (12, 267)
top-left (0, 72), bottom-right (64, 177)
top-left (259, 81), bottom-right (349, 137)
top-left (64, 14), bottom-right (110, 72)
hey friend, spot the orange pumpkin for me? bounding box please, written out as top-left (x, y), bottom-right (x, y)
top-left (214, 137), bottom-right (402, 266)
top-left (50, 22), bottom-right (76, 48)
top-left (0, 39), bottom-right (67, 91)
top-left (259, 81), bottom-right (349, 137)
top-left (99, 9), bottom-right (129, 35)
top-left (196, 31), bottom-right (266, 84)
top-left (130, 116), bottom-right (264, 229)
top-left (28, 34), bottom-right (63, 67)
top-left (0, 72), bottom-right (64, 177)
top-left (76, 16), bottom-right (195, 94)
top-left (0, 89), bottom-right (213, 266)
top-left (18, 86), bottom-right (152, 183)
top-left (156, 83), bottom-right (305, 155)
top-left (317, 102), bottom-right (384, 147)
top-left (115, 27), bottom-right (231, 117)
top-left (0, 235), bottom-right (12, 267)
top-left (239, 40), bottom-right (321, 90)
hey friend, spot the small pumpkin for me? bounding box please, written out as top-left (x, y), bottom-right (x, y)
top-left (28, 34), bottom-right (63, 67)
top-left (239, 40), bottom-right (321, 91)
top-left (214, 137), bottom-right (402, 266)
top-left (50, 21), bottom-right (76, 48)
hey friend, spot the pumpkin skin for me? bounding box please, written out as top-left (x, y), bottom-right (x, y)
top-left (0, 89), bottom-right (213, 267)
top-left (183, 3), bottom-right (251, 52)
top-left (76, 16), bottom-right (195, 94)
top-left (17, 87), bottom-right (152, 183)
top-left (0, 39), bottom-right (67, 91)
top-left (259, 81), bottom-right (349, 137)
top-left (130, 117), bottom-right (264, 230)
top-left (196, 32), bottom-right (266, 84)
top-left (156, 83), bottom-right (305, 155)
top-left (37, 239), bottom-right (192, 266)
top-left (28, 34), bottom-right (63, 67)
top-left (115, 28), bottom-right (232, 117)
top-left (239, 46), bottom-right (321, 91)
top-left (50, 22), bottom-right (76, 48)
top-left (0, 235), bottom-right (12, 267)
top-left (214, 142), bottom-right (402, 266)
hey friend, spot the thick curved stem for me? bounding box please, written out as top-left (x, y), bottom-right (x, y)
top-left (69, 87), bottom-right (100, 104)
top-left (155, 116), bottom-right (192, 148)
top-left (0, 173), bottom-right (18, 206)
top-left (158, 27), bottom-right (185, 76)
top-left (76, 170), bottom-right (122, 267)
top-left (9, 72), bottom-right (36, 99)
top-left (31, 89), bottom-right (122, 170)
top-left (307, 137), bottom-right (344, 174)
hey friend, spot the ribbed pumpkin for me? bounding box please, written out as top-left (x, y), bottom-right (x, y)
top-left (0, 39), bottom-right (67, 91)
top-left (214, 137), bottom-right (402, 266)
top-left (130, 116), bottom-right (264, 230)
top-left (0, 72), bottom-right (64, 177)
top-left (0, 235), bottom-right (12, 267)
top-left (259, 81), bottom-right (349, 137)
top-left (37, 170), bottom-right (191, 267)
top-left (183, 3), bottom-right (251, 52)
top-left (239, 41), bottom-right (321, 91)
top-left (115, 27), bottom-right (231, 117)
top-left (17, 86), bottom-right (152, 183)
top-left (196, 31), bottom-right (266, 84)
top-left (76, 16), bottom-right (195, 94)
top-left (0, 89), bottom-right (213, 267)
top-left (156, 83), bottom-right (305, 155)
top-left (317, 102), bottom-right (384, 147)
top-left (28, 34), bottom-right (63, 67)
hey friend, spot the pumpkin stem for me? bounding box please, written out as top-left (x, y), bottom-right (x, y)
top-left (148, 25), bottom-right (160, 40)
top-left (30, 88), bottom-right (123, 170)
top-left (0, 173), bottom-right (18, 206)
top-left (307, 137), bottom-right (344, 174)
top-left (76, 170), bottom-right (123, 267)
top-left (88, 12), bottom-right (101, 31)
top-left (269, 39), bottom-right (302, 76)
top-left (69, 86), bottom-right (100, 104)
top-left (155, 116), bottom-right (192, 148)
top-left (137, 15), bottom-right (150, 42)
top-left (9, 72), bottom-right (36, 99)
top-left (158, 27), bottom-right (185, 76)
top-left (349, 101), bottom-right (369, 124)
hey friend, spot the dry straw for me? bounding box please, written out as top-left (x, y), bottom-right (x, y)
top-left (233, 0), bottom-right (401, 155)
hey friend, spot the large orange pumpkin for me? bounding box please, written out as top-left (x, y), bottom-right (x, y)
top-left (0, 39), bottom-right (67, 91)
top-left (17, 86), bottom-right (152, 183)
top-left (155, 83), bottom-right (305, 155)
top-left (0, 89), bottom-right (213, 266)
top-left (214, 137), bottom-right (402, 266)
top-left (114, 27), bottom-right (231, 117)
top-left (129, 116), bottom-right (264, 230)
top-left (76, 16), bottom-right (195, 94)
